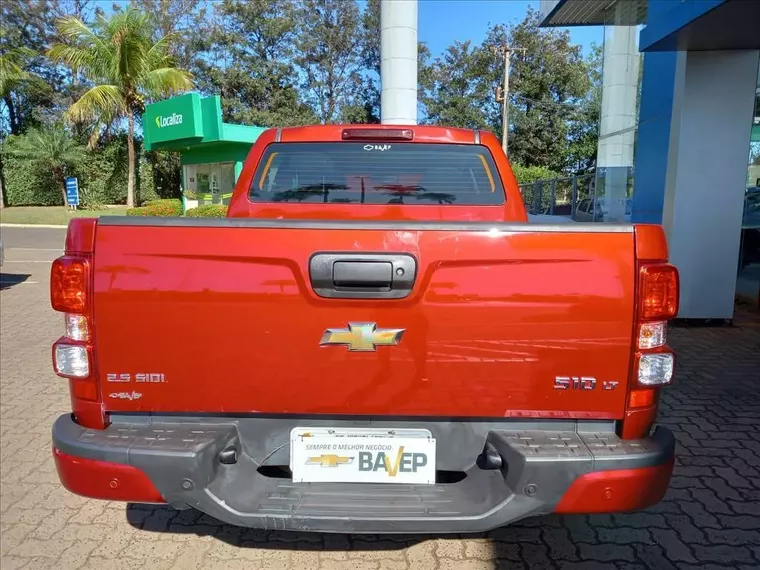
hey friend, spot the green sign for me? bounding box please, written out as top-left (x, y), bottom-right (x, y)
top-left (144, 93), bottom-right (203, 146)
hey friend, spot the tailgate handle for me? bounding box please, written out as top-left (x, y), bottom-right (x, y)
top-left (333, 261), bottom-right (392, 288)
top-left (310, 253), bottom-right (417, 299)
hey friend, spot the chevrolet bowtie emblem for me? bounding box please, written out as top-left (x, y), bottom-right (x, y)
top-left (306, 454), bottom-right (353, 467)
top-left (320, 322), bottom-right (405, 352)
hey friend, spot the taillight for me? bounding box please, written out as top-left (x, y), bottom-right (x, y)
top-left (628, 389), bottom-right (655, 408)
top-left (65, 313), bottom-right (90, 341)
top-left (633, 263), bottom-right (679, 388)
top-left (52, 219), bottom-right (104, 428)
top-left (626, 262), bottom-right (679, 437)
top-left (50, 253), bottom-right (97, 399)
top-left (637, 352), bottom-right (674, 386)
top-left (639, 264), bottom-right (679, 321)
top-left (638, 321), bottom-right (666, 349)
top-left (51, 256), bottom-right (89, 313)
top-left (54, 344), bottom-right (90, 378)
top-left (623, 229), bottom-right (679, 439)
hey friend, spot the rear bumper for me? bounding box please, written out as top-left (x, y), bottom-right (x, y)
top-left (52, 414), bottom-right (675, 534)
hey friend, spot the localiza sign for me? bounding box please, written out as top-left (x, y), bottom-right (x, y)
top-left (155, 113), bottom-right (183, 128)
top-left (143, 92), bottom-right (203, 146)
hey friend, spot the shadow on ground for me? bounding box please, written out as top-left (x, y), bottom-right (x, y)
top-left (126, 502), bottom-right (585, 564)
top-left (127, 502), bottom-right (433, 550)
top-left (0, 273), bottom-right (31, 290)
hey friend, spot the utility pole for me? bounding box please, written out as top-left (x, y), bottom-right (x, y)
top-left (492, 45), bottom-right (513, 156)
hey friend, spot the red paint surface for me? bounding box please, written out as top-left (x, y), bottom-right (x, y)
top-left (64, 218), bottom-right (97, 254)
top-left (555, 458), bottom-right (675, 514)
top-left (53, 447), bottom-right (164, 503)
top-left (91, 224), bottom-right (637, 417)
top-left (621, 405), bottom-right (659, 440)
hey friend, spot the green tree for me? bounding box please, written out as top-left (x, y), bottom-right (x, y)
top-left (0, 47), bottom-right (35, 134)
top-left (0, 1), bottom-right (58, 137)
top-left (6, 123), bottom-right (86, 205)
top-left (0, 0), bottom-right (82, 208)
top-left (567, 43), bottom-right (602, 173)
top-left (295, 0), bottom-right (364, 123)
top-left (0, 46), bottom-right (37, 208)
top-left (193, 0), bottom-right (315, 127)
top-left (132, 0), bottom-right (204, 70)
top-left (48, 6), bottom-right (193, 207)
top-left (419, 7), bottom-right (594, 174)
top-left (419, 40), bottom-right (494, 130)
top-left (492, 8), bottom-right (591, 171)
top-left (353, 0), bottom-right (381, 123)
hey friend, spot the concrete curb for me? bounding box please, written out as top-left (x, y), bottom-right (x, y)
top-left (0, 223), bottom-right (68, 229)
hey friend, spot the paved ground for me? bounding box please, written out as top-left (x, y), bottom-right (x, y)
top-left (1, 226), bottom-right (759, 570)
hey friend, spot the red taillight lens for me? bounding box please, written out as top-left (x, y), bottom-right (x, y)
top-left (639, 264), bottom-right (679, 321)
top-left (51, 256), bottom-right (89, 313)
top-left (342, 128), bottom-right (413, 141)
top-left (628, 388), bottom-right (656, 408)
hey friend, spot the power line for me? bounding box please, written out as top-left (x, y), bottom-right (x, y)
top-left (512, 93), bottom-right (591, 113)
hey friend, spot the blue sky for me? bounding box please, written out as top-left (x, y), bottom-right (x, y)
top-left (416, 0), bottom-right (602, 57)
top-left (105, 0), bottom-right (603, 59)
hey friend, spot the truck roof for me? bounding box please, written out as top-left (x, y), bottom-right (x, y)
top-left (273, 124), bottom-right (485, 145)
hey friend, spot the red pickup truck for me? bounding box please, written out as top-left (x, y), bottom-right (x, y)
top-left (50, 125), bottom-right (679, 533)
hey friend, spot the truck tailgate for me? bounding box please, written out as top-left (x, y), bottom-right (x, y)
top-left (93, 218), bottom-right (636, 418)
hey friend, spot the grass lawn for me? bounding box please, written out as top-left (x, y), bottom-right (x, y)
top-left (0, 206), bottom-right (128, 225)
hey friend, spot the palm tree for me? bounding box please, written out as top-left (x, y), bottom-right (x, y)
top-left (0, 47), bottom-right (36, 209)
top-left (0, 47), bottom-right (35, 128)
top-left (48, 7), bottom-right (192, 207)
top-left (6, 124), bottom-right (87, 206)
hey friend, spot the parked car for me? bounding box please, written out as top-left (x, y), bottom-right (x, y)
top-left (51, 125), bottom-right (678, 534)
top-left (573, 196), bottom-right (632, 222)
top-left (744, 186), bottom-right (760, 228)
top-left (740, 186), bottom-right (760, 272)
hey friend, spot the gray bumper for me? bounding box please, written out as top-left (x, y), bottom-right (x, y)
top-left (52, 414), bottom-right (675, 534)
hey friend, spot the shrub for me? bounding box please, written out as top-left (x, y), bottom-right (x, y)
top-left (509, 163), bottom-right (569, 214)
top-left (1, 133), bottom-right (164, 207)
top-left (126, 198), bottom-right (182, 217)
top-left (145, 149), bottom-right (182, 199)
top-left (138, 156), bottom-right (159, 203)
top-left (73, 136), bottom-right (129, 205)
top-left (510, 164), bottom-right (562, 185)
top-left (1, 147), bottom-right (61, 205)
top-left (186, 204), bottom-right (228, 218)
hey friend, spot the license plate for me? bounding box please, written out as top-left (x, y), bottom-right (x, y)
top-left (290, 427), bottom-right (436, 484)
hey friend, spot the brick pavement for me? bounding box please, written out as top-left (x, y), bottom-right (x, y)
top-left (1, 228), bottom-right (759, 569)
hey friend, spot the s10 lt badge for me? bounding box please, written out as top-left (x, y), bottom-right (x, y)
top-left (554, 376), bottom-right (619, 391)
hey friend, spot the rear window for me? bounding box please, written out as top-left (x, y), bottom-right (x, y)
top-left (249, 142), bottom-right (505, 205)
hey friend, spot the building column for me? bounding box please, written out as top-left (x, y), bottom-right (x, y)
top-left (596, 1), bottom-right (640, 222)
top-left (631, 51), bottom-right (681, 224)
top-left (380, 0), bottom-right (418, 125)
top-left (661, 50), bottom-right (760, 319)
